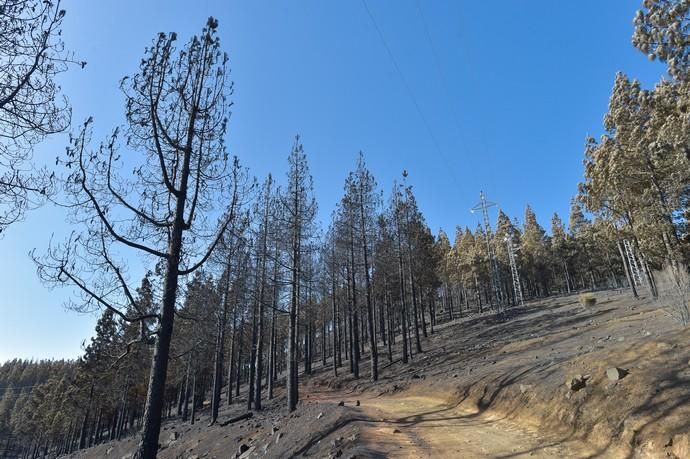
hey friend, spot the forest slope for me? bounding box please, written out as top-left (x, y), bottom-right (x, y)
top-left (67, 291), bottom-right (690, 458)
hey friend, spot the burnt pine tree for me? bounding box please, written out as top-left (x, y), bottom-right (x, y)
top-left (343, 153), bottom-right (380, 381)
top-left (280, 137), bottom-right (317, 412)
top-left (33, 18), bottom-right (238, 459)
top-left (390, 181), bottom-right (410, 363)
top-left (339, 191), bottom-right (361, 378)
top-left (208, 165), bottom-right (252, 425)
top-left (252, 175), bottom-right (274, 410)
top-left (0, 0), bottom-right (83, 233)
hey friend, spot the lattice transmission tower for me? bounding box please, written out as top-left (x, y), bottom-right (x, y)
top-left (623, 239), bottom-right (643, 288)
top-left (471, 191), bottom-right (503, 311)
top-left (505, 232), bottom-right (524, 306)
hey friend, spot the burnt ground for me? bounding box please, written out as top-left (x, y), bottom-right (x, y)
top-left (67, 290), bottom-right (690, 458)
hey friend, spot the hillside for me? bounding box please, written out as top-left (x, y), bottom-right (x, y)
top-left (65, 290), bottom-right (690, 458)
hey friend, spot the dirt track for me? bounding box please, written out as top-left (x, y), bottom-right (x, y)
top-left (357, 393), bottom-right (592, 458)
top-left (293, 383), bottom-right (604, 459)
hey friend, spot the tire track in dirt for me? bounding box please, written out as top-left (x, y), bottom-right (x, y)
top-left (349, 393), bottom-right (598, 458)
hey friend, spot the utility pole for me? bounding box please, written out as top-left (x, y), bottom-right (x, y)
top-left (471, 191), bottom-right (503, 312)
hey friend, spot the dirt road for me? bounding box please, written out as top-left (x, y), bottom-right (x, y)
top-left (351, 393), bottom-right (600, 458)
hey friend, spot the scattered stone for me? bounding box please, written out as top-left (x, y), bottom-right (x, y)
top-left (452, 373), bottom-right (458, 378)
top-left (566, 375), bottom-right (586, 391)
top-left (166, 431), bottom-right (179, 445)
top-left (106, 447), bottom-right (114, 455)
top-left (519, 384), bottom-right (532, 394)
top-left (355, 400), bottom-right (360, 406)
top-left (617, 337), bottom-right (625, 342)
top-left (393, 428), bottom-right (401, 433)
top-left (337, 401), bottom-right (345, 406)
top-left (317, 412), bottom-right (324, 419)
top-left (238, 446), bottom-right (256, 458)
top-left (606, 367), bottom-right (628, 381)
top-left (412, 374), bottom-right (421, 379)
top-left (642, 330), bottom-right (652, 337)
top-left (237, 444), bottom-right (249, 457)
top-left (271, 426), bottom-right (279, 434)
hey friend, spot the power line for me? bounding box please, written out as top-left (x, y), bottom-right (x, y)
top-left (414, 0), bottom-right (464, 139)
top-left (360, 0), bottom-right (459, 181)
top-left (414, 2), bottom-right (497, 193)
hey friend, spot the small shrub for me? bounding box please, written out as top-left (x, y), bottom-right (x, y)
top-left (579, 293), bottom-right (597, 307)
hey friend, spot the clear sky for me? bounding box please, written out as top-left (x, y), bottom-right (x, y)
top-left (0, 1), bottom-right (668, 362)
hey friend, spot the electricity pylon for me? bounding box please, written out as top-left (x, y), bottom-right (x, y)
top-left (471, 191), bottom-right (503, 311)
top-left (505, 233), bottom-right (523, 306)
top-left (623, 239), bottom-right (643, 287)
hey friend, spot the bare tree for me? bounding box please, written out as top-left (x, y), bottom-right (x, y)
top-left (347, 153), bottom-right (380, 381)
top-left (280, 137), bottom-right (317, 412)
top-left (0, 0), bottom-right (83, 233)
top-left (252, 175), bottom-right (274, 411)
top-left (209, 170), bottom-right (252, 425)
top-left (33, 18), bottom-right (236, 459)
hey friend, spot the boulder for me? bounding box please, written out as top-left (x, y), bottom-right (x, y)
top-left (606, 367), bottom-right (628, 381)
top-left (317, 412), bottom-right (324, 419)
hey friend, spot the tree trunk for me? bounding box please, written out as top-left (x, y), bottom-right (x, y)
top-left (190, 372), bottom-right (197, 425)
top-left (396, 223), bottom-right (409, 364)
top-left (78, 384), bottom-right (94, 450)
top-left (182, 356), bottom-right (191, 422)
top-left (211, 260), bottom-right (233, 424)
top-left (134, 157), bottom-right (189, 458)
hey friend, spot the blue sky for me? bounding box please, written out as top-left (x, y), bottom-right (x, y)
top-left (0, 1), bottom-right (667, 362)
